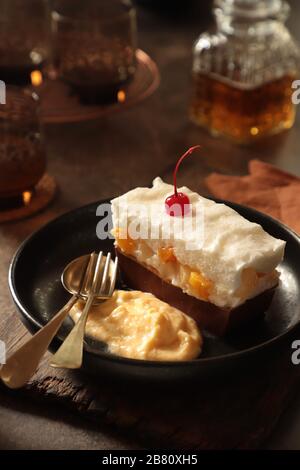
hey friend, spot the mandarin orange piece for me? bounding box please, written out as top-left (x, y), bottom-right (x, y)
top-left (114, 228), bottom-right (136, 254)
top-left (189, 270), bottom-right (212, 300)
top-left (158, 246), bottom-right (177, 263)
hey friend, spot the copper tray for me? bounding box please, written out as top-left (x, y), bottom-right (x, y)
top-left (38, 49), bottom-right (160, 124)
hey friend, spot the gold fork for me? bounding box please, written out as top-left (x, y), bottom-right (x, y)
top-left (0, 252), bottom-right (94, 389)
top-left (50, 251), bottom-right (118, 369)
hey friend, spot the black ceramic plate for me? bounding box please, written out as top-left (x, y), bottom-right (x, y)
top-left (9, 199), bottom-right (300, 383)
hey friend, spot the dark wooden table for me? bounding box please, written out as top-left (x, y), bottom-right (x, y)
top-left (1, 0), bottom-right (300, 449)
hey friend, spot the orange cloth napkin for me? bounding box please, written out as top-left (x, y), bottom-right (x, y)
top-left (205, 160), bottom-right (300, 234)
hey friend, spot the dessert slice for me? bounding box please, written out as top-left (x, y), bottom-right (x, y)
top-left (111, 177), bottom-right (285, 336)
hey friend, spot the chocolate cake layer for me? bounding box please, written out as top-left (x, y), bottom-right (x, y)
top-left (116, 248), bottom-right (275, 337)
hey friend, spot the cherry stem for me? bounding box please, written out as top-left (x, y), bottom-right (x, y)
top-left (173, 145), bottom-right (201, 196)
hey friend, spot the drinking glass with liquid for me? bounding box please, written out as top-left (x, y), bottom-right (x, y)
top-left (51, 0), bottom-right (137, 104)
top-left (0, 87), bottom-right (46, 210)
top-left (190, 0), bottom-right (300, 144)
top-left (0, 0), bottom-right (50, 86)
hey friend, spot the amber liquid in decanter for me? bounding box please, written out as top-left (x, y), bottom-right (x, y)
top-left (190, 72), bottom-right (296, 144)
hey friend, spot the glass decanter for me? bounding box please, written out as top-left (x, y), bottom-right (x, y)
top-left (190, 0), bottom-right (300, 144)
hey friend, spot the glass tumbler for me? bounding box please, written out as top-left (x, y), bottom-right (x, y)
top-left (0, 86), bottom-right (46, 210)
top-left (51, 0), bottom-right (137, 104)
top-left (0, 0), bottom-right (50, 86)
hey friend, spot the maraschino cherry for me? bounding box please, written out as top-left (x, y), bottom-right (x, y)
top-left (165, 145), bottom-right (201, 217)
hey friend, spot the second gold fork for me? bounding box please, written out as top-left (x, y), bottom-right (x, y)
top-left (50, 251), bottom-right (117, 369)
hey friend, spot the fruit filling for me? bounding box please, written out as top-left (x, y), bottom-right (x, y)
top-left (158, 246), bottom-right (177, 263)
top-left (189, 270), bottom-right (213, 301)
top-left (113, 228), bottom-right (135, 254)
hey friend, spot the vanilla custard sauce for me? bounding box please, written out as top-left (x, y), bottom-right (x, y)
top-left (70, 290), bottom-right (202, 361)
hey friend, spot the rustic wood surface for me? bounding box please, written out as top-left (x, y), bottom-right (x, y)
top-left (0, 0), bottom-right (300, 449)
top-left (0, 335), bottom-right (299, 449)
